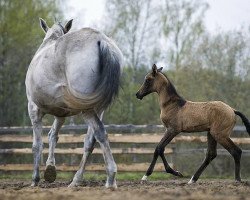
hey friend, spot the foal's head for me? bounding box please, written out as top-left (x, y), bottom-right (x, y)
top-left (136, 64), bottom-right (165, 100)
top-left (39, 18), bottom-right (73, 41)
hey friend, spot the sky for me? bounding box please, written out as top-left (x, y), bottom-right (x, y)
top-left (63, 0), bottom-right (250, 33)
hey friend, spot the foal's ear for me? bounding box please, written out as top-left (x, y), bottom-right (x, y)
top-left (39, 18), bottom-right (49, 33)
top-left (64, 19), bottom-right (73, 33)
top-left (152, 64), bottom-right (157, 76)
top-left (157, 67), bottom-right (163, 72)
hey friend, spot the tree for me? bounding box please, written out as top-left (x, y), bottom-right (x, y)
top-left (161, 0), bottom-right (208, 71)
top-left (104, 0), bottom-right (161, 69)
top-left (0, 0), bottom-right (62, 126)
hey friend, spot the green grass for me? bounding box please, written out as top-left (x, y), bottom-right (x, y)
top-left (0, 171), bottom-right (234, 181)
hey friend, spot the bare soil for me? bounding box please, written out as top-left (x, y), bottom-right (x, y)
top-left (0, 179), bottom-right (250, 200)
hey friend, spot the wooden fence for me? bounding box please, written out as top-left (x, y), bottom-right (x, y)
top-left (0, 125), bottom-right (249, 173)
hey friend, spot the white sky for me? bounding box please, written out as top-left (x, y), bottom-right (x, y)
top-left (63, 0), bottom-right (250, 33)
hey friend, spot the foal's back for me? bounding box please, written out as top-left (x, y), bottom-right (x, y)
top-left (177, 100), bottom-right (236, 135)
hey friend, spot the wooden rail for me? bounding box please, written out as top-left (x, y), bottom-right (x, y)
top-left (0, 125), bottom-right (249, 172)
top-left (0, 124), bottom-right (246, 133)
top-left (0, 147), bottom-right (173, 155)
top-left (1, 134), bottom-right (250, 144)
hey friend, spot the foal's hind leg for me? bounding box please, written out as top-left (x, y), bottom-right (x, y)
top-left (142, 129), bottom-right (181, 181)
top-left (188, 132), bottom-right (217, 184)
top-left (44, 117), bottom-right (65, 183)
top-left (28, 101), bottom-right (44, 186)
top-left (218, 137), bottom-right (242, 182)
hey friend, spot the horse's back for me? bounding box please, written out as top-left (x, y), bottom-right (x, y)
top-left (26, 27), bottom-right (122, 115)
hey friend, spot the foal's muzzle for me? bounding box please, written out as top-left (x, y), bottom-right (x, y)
top-left (136, 92), bottom-right (143, 100)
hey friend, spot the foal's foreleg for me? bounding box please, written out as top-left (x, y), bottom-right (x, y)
top-left (188, 132), bottom-right (217, 184)
top-left (142, 129), bottom-right (180, 181)
top-left (44, 117), bottom-right (65, 183)
top-left (28, 101), bottom-right (44, 186)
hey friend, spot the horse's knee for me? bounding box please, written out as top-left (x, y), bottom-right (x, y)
top-left (94, 129), bottom-right (107, 144)
top-left (32, 143), bottom-right (43, 154)
top-left (107, 162), bottom-right (117, 174)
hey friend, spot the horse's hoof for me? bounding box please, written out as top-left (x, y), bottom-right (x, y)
top-left (68, 181), bottom-right (82, 188)
top-left (44, 165), bottom-right (56, 183)
top-left (105, 183), bottom-right (117, 190)
top-left (30, 181), bottom-right (38, 187)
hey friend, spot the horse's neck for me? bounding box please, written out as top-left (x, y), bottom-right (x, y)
top-left (35, 39), bottom-right (56, 56)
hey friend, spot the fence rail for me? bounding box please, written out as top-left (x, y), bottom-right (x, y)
top-left (0, 125), bottom-right (249, 172)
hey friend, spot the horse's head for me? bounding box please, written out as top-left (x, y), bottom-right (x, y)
top-left (39, 18), bottom-right (73, 41)
top-left (136, 64), bottom-right (163, 100)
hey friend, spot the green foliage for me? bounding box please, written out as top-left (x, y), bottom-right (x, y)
top-left (0, 0), bottom-right (62, 126)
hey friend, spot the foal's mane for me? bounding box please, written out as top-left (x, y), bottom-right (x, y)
top-left (161, 72), bottom-right (186, 107)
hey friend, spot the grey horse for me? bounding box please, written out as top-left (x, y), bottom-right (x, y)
top-left (25, 18), bottom-right (123, 188)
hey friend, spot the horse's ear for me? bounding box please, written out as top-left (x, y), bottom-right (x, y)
top-left (39, 18), bottom-right (48, 33)
top-left (64, 19), bottom-right (73, 33)
top-left (157, 67), bottom-right (163, 72)
top-left (152, 64), bottom-right (157, 76)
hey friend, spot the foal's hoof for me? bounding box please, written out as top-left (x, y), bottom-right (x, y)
top-left (140, 175), bottom-right (148, 184)
top-left (44, 165), bottom-right (56, 183)
top-left (188, 176), bottom-right (196, 184)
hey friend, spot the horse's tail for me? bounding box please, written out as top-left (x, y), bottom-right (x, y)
top-left (234, 110), bottom-right (250, 135)
top-left (63, 39), bottom-right (122, 112)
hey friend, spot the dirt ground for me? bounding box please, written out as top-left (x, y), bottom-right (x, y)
top-left (0, 179), bottom-right (250, 200)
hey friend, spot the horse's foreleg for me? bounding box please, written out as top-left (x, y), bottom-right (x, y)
top-left (44, 117), bottom-right (65, 183)
top-left (28, 102), bottom-right (44, 187)
top-left (142, 129), bottom-right (179, 181)
top-left (188, 132), bottom-right (217, 184)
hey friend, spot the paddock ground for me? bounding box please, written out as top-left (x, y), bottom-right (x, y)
top-left (0, 179), bottom-right (250, 200)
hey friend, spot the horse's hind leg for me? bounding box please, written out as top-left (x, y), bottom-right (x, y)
top-left (68, 112), bottom-right (103, 188)
top-left (44, 117), bottom-right (65, 183)
top-left (68, 125), bottom-right (96, 187)
top-left (188, 132), bottom-right (217, 184)
top-left (218, 137), bottom-right (242, 182)
top-left (81, 113), bottom-right (117, 188)
top-left (28, 101), bottom-right (44, 186)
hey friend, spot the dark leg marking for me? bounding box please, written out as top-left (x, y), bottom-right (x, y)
top-left (189, 132), bottom-right (217, 183)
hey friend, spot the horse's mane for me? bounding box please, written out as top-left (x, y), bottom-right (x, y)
top-left (161, 73), bottom-right (186, 107)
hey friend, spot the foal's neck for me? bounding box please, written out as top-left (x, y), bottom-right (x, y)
top-left (157, 78), bottom-right (186, 110)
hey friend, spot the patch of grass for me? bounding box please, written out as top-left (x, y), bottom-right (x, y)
top-left (0, 171), bottom-right (234, 181)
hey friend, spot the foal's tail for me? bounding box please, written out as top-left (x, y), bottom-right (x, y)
top-left (234, 110), bottom-right (250, 135)
top-left (63, 38), bottom-right (122, 112)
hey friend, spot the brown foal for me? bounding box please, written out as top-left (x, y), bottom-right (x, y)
top-left (136, 64), bottom-right (250, 184)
